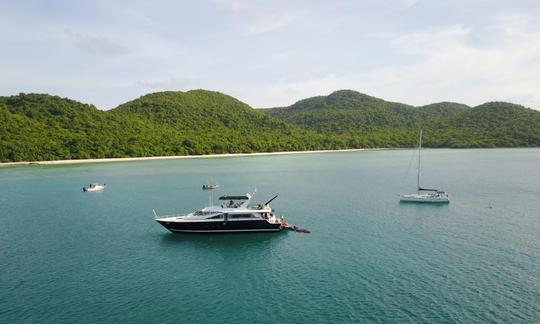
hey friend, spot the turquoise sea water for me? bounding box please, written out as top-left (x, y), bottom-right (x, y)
top-left (1, 149), bottom-right (539, 323)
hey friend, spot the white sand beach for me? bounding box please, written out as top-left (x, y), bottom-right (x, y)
top-left (0, 148), bottom-right (397, 167)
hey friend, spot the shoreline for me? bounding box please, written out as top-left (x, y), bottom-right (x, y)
top-left (0, 148), bottom-right (397, 168)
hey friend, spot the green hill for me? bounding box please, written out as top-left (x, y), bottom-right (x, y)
top-left (442, 102), bottom-right (540, 147)
top-left (111, 90), bottom-right (334, 155)
top-left (1, 89), bottom-right (539, 162)
top-left (0, 91), bottom-right (337, 162)
top-left (260, 90), bottom-right (540, 148)
top-left (0, 93), bottom-right (189, 161)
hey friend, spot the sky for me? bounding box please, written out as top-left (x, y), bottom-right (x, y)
top-left (1, 0), bottom-right (540, 110)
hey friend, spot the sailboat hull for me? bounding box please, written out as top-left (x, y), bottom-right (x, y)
top-left (400, 194), bottom-right (449, 203)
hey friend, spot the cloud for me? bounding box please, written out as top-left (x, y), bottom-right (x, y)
top-left (243, 13), bottom-right (540, 109)
top-left (400, 0), bottom-right (421, 8)
top-left (65, 29), bottom-right (131, 57)
top-left (212, 0), bottom-right (299, 34)
top-left (133, 77), bottom-right (199, 90)
top-left (2, 1), bottom-right (540, 110)
top-left (246, 12), bottom-right (297, 35)
top-left (390, 24), bottom-right (471, 55)
top-left (380, 16), bottom-right (540, 108)
top-left (212, 0), bottom-right (249, 11)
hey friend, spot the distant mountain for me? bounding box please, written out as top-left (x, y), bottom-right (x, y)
top-left (260, 90), bottom-right (540, 148)
top-left (1, 89), bottom-right (539, 162)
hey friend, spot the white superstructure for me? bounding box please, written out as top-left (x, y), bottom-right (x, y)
top-left (83, 183), bottom-right (106, 192)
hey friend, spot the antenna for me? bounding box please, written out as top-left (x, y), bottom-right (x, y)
top-left (264, 195), bottom-right (279, 206)
top-left (209, 186), bottom-right (217, 207)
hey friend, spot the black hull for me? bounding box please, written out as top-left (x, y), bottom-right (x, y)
top-left (156, 219), bottom-right (283, 233)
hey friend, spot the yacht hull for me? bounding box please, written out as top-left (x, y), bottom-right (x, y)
top-left (156, 219), bottom-right (283, 233)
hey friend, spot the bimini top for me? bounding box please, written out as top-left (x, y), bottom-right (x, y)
top-left (419, 187), bottom-right (446, 194)
top-left (219, 195), bottom-right (250, 200)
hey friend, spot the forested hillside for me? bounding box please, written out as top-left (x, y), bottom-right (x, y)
top-left (1, 89), bottom-right (539, 162)
top-left (0, 91), bottom-right (337, 162)
top-left (261, 90), bottom-right (540, 148)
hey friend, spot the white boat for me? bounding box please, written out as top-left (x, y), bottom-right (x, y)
top-left (83, 183), bottom-right (107, 192)
top-left (400, 190), bottom-right (449, 203)
top-left (399, 130), bottom-right (449, 203)
top-left (154, 192), bottom-right (290, 233)
top-left (202, 183), bottom-right (220, 190)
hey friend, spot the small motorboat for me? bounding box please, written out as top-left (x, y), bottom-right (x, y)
top-left (83, 183), bottom-right (106, 192)
top-left (202, 183), bottom-right (220, 190)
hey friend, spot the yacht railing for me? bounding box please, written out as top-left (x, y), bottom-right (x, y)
top-left (153, 209), bottom-right (186, 220)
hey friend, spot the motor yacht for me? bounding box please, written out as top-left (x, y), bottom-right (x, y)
top-left (154, 193), bottom-right (288, 233)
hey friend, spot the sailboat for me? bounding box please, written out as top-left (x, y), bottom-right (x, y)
top-left (400, 130), bottom-right (449, 203)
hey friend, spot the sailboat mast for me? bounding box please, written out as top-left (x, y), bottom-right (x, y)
top-left (417, 129), bottom-right (422, 194)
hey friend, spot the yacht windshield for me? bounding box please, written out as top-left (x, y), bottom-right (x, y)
top-left (193, 211), bottom-right (217, 216)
